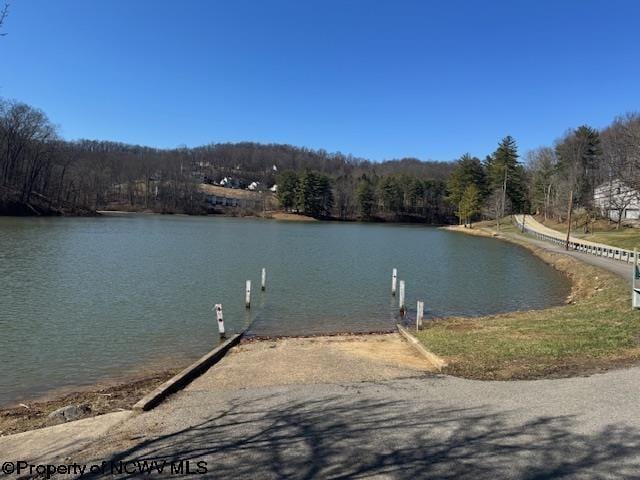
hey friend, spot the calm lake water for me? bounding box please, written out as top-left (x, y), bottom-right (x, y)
top-left (0, 215), bottom-right (569, 405)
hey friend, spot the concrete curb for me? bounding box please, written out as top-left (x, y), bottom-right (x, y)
top-left (396, 324), bottom-right (447, 371)
top-left (133, 333), bottom-right (243, 411)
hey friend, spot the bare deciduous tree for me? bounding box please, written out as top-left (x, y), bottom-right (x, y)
top-left (0, 3), bottom-right (9, 37)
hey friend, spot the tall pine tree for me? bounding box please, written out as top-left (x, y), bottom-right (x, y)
top-left (276, 170), bottom-right (299, 211)
top-left (447, 153), bottom-right (487, 224)
top-left (485, 136), bottom-right (526, 222)
top-left (356, 176), bottom-right (377, 219)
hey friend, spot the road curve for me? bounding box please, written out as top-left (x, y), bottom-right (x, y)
top-left (511, 215), bottom-right (633, 279)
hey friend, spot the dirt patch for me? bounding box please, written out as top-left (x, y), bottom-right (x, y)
top-left (186, 334), bottom-right (436, 392)
top-left (0, 369), bottom-right (180, 437)
top-left (269, 212), bottom-right (318, 222)
top-left (331, 335), bottom-right (435, 370)
top-left (443, 224), bottom-right (500, 238)
top-left (198, 183), bottom-right (268, 200)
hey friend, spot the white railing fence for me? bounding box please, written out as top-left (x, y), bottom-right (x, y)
top-left (512, 216), bottom-right (636, 264)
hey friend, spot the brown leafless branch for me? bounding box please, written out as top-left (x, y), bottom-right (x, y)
top-left (0, 3), bottom-right (9, 37)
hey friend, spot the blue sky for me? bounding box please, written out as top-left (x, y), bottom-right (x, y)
top-left (1, 0), bottom-right (639, 161)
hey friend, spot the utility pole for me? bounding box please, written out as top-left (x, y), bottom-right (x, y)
top-left (502, 166), bottom-right (508, 219)
top-left (497, 165), bottom-right (508, 231)
top-left (565, 189), bottom-right (574, 250)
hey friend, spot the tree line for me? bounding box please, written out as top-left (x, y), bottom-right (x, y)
top-left (447, 136), bottom-right (526, 228)
top-left (1, 96), bottom-right (639, 225)
top-left (0, 97), bottom-right (455, 219)
top-left (447, 113), bottom-right (640, 230)
top-left (528, 116), bottom-right (640, 230)
top-left (0, 99), bottom-right (206, 214)
top-left (276, 169), bottom-right (450, 222)
top-left (277, 171), bottom-right (333, 217)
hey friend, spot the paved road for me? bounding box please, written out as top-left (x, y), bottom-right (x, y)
top-left (507, 231), bottom-right (632, 279)
top-left (508, 216), bottom-right (633, 280)
top-left (72, 336), bottom-right (640, 480)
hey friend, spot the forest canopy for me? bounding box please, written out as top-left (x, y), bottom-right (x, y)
top-left (1, 96), bottom-right (639, 225)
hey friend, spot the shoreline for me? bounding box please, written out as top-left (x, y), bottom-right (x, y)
top-left (0, 220), bottom-right (600, 436)
top-left (0, 368), bottom-right (181, 437)
top-left (442, 222), bottom-right (607, 305)
top-left (17, 207), bottom-right (452, 225)
top-left (423, 221), bottom-right (640, 380)
top-left (442, 223), bottom-right (577, 301)
top-left (0, 331), bottom-right (405, 437)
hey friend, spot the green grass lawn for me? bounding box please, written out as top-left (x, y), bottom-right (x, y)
top-left (535, 216), bottom-right (640, 250)
top-left (418, 227), bottom-right (640, 380)
top-left (578, 230), bottom-right (640, 250)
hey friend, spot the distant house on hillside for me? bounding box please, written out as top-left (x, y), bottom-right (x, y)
top-left (594, 179), bottom-right (640, 222)
top-left (206, 195), bottom-right (261, 210)
top-left (220, 177), bottom-right (240, 189)
top-left (248, 181), bottom-right (260, 191)
top-left (269, 184), bottom-right (278, 193)
top-left (207, 195), bottom-right (240, 208)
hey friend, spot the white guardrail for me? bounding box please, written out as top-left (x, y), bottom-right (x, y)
top-left (512, 215), bottom-right (637, 264)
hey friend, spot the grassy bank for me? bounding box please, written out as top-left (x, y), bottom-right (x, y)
top-left (416, 222), bottom-right (640, 380)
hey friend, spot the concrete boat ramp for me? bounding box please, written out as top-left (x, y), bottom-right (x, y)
top-left (2, 334), bottom-right (640, 479)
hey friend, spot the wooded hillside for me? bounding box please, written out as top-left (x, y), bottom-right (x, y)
top-left (1, 96), bottom-right (638, 225)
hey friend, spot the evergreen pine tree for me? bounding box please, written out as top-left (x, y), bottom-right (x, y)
top-left (486, 136), bottom-right (526, 216)
top-left (458, 184), bottom-right (481, 227)
top-left (356, 176), bottom-right (376, 219)
top-left (276, 170), bottom-right (299, 211)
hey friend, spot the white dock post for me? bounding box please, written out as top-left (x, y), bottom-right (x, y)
top-left (416, 300), bottom-right (424, 331)
top-left (392, 268), bottom-right (397, 296)
top-left (245, 280), bottom-right (252, 308)
top-left (214, 303), bottom-right (225, 339)
top-left (399, 280), bottom-right (405, 315)
top-left (261, 268), bottom-right (266, 291)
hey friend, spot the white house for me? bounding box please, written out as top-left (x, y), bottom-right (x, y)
top-left (220, 177), bottom-right (240, 188)
top-left (594, 179), bottom-right (640, 222)
top-left (248, 181), bottom-right (260, 191)
top-left (269, 184), bottom-right (278, 193)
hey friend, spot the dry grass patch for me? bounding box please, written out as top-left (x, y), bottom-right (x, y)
top-left (269, 212), bottom-right (318, 222)
top-left (536, 215), bottom-right (640, 250)
top-left (198, 183), bottom-right (267, 200)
